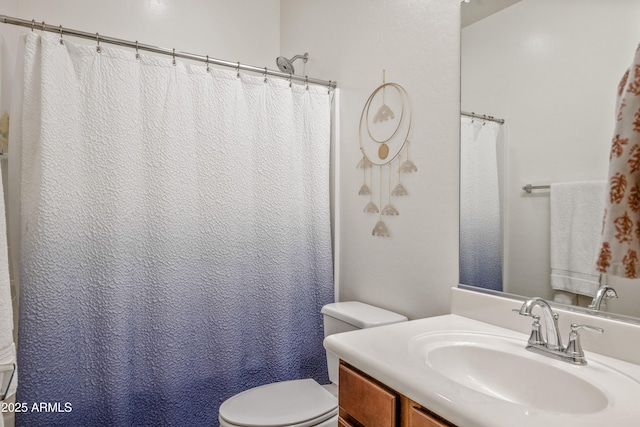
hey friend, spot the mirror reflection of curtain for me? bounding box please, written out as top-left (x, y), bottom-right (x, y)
top-left (460, 116), bottom-right (502, 291)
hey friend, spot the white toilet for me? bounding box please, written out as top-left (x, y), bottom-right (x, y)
top-left (218, 301), bottom-right (408, 427)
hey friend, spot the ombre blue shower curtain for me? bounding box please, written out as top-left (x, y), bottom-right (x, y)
top-left (459, 116), bottom-right (503, 291)
top-left (13, 33), bottom-right (333, 426)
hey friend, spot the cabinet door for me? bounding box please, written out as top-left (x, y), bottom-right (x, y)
top-left (339, 363), bottom-right (397, 427)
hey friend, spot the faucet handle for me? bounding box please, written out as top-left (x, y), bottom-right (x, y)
top-left (512, 309), bottom-right (545, 345)
top-left (571, 324), bottom-right (604, 335)
top-left (527, 314), bottom-right (545, 346)
top-left (512, 309), bottom-right (546, 346)
top-left (565, 323), bottom-right (604, 365)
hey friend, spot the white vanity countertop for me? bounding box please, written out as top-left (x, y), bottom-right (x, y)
top-left (324, 314), bottom-right (640, 427)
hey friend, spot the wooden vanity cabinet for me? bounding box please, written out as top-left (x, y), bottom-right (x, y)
top-left (338, 361), bottom-right (456, 427)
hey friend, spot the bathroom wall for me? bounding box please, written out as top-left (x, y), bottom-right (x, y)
top-left (461, 0), bottom-right (640, 314)
top-left (0, 0), bottom-right (280, 67)
top-left (281, 0), bottom-right (461, 319)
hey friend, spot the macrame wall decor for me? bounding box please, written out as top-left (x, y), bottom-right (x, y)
top-left (357, 72), bottom-right (416, 237)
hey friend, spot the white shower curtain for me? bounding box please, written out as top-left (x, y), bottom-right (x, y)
top-left (13, 33), bottom-right (333, 426)
top-left (459, 116), bottom-right (503, 291)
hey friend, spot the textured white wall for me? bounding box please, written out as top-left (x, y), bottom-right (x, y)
top-left (281, 0), bottom-right (461, 320)
top-left (36, 0), bottom-right (278, 65)
top-left (461, 0), bottom-right (640, 311)
top-left (0, 0), bottom-right (280, 78)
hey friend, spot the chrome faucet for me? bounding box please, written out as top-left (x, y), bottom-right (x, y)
top-left (514, 297), bottom-right (604, 365)
top-left (588, 285), bottom-right (618, 310)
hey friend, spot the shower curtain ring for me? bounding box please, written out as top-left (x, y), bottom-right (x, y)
top-left (41, 21), bottom-right (46, 32)
top-left (172, 48), bottom-right (176, 66)
top-left (31, 19), bottom-right (35, 31)
top-left (264, 67), bottom-right (267, 83)
top-left (59, 25), bottom-right (63, 44)
top-left (135, 41), bottom-right (139, 59)
top-left (327, 81), bottom-right (332, 94)
top-left (236, 61), bottom-right (240, 78)
top-left (305, 76), bottom-right (309, 91)
top-left (288, 73), bottom-right (292, 88)
top-left (96, 32), bottom-right (101, 53)
top-left (206, 55), bottom-right (210, 72)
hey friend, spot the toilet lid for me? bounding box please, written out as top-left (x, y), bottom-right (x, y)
top-left (219, 379), bottom-right (337, 427)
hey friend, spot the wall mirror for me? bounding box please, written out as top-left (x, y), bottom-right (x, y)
top-left (460, 0), bottom-right (640, 321)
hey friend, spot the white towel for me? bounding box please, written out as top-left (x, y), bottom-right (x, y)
top-left (550, 181), bottom-right (606, 297)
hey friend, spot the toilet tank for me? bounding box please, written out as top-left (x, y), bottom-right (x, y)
top-left (321, 301), bottom-right (408, 384)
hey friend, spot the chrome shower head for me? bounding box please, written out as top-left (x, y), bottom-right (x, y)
top-left (275, 52), bottom-right (308, 74)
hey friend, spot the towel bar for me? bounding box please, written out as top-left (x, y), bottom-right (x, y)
top-left (523, 184), bottom-right (551, 193)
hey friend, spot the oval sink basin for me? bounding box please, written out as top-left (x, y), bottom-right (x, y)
top-left (407, 331), bottom-right (634, 415)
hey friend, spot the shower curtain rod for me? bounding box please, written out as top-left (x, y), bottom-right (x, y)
top-left (0, 15), bottom-right (337, 89)
top-left (461, 110), bottom-right (505, 124)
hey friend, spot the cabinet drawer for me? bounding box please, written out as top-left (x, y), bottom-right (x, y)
top-left (338, 416), bottom-right (355, 427)
top-left (409, 406), bottom-right (450, 427)
top-left (339, 362), bottom-right (397, 427)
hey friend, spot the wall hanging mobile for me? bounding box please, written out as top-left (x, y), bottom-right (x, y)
top-left (358, 71), bottom-right (416, 237)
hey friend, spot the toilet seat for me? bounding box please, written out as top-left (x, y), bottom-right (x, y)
top-left (218, 379), bottom-right (338, 427)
